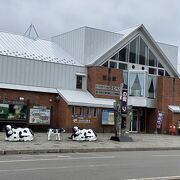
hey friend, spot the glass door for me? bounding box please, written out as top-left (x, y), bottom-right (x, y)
top-left (130, 109), bottom-right (138, 132)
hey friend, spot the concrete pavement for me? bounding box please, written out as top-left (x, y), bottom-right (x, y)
top-left (1, 132), bottom-right (180, 155)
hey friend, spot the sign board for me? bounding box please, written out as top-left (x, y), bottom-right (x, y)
top-left (0, 103), bottom-right (27, 120)
top-left (121, 84), bottom-right (128, 115)
top-left (102, 109), bottom-right (114, 125)
top-left (156, 111), bottom-right (164, 129)
top-left (29, 108), bottom-right (50, 124)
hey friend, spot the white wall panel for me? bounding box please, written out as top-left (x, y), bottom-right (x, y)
top-left (52, 27), bottom-right (122, 65)
top-left (0, 55), bottom-right (86, 90)
top-left (52, 27), bottom-right (85, 64)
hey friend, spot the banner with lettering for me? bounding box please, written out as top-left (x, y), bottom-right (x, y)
top-left (156, 111), bottom-right (164, 129)
top-left (121, 84), bottom-right (128, 115)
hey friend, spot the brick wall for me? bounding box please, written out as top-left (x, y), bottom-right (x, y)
top-left (0, 88), bottom-right (59, 131)
top-left (155, 76), bottom-right (180, 133)
top-left (87, 66), bottom-right (123, 99)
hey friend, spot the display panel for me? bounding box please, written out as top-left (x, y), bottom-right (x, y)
top-left (29, 107), bottom-right (50, 124)
top-left (102, 109), bottom-right (114, 125)
top-left (0, 103), bottom-right (27, 120)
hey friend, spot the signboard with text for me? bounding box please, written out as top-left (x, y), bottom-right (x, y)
top-left (102, 109), bottom-right (114, 125)
top-left (29, 108), bottom-right (50, 125)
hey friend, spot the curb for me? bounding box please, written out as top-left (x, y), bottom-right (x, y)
top-left (1, 146), bottom-right (180, 155)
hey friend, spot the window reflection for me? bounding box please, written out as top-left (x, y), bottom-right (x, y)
top-left (147, 75), bottom-right (157, 98)
top-left (149, 50), bottom-right (157, 67)
top-left (139, 37), bottom-right (148, 65)
top-left (119, 46), bottom-right (128, 62)
top-left (129, 72), bottom-right (144, 97)
top-left (129, 38), bottom-right (138, 63)
top-left (102, 35), bottom-right (169, 77)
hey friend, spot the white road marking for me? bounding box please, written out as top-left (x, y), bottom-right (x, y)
top-left (125, 175), bottom-right (180, 180)
top-left (0, 155), bottom-right (115, 163)
top-left (0, 164), bottom-right (110, 172)
top-left (152, 154), bottom-right (180, 157)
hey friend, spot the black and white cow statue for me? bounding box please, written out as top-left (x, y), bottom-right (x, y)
top-left (5, 125), bottom-right (34, 142)
top-left (71, 126), bottom-right (97, 141)
top-left (47, 128), bottom-right (65, 141)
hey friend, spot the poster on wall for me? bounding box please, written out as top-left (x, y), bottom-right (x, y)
top-left (102, 109), bottom-right (114, 125)
top-left (29, 107), bottom-right (50, 125)
top-left (0, 103), bottom-right (27, 120)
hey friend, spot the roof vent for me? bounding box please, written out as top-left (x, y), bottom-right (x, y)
top-left (24, 24), bottom-right (39, 40)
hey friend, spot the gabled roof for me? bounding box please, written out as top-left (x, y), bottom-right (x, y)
top-left (0, 31), bottom-right (82, 66)
top-left (88, 24), bottom-right (179, 77)
top-left (57, 89), bottom-right (114, 108)
top-left (51, 26), bottom-right (122, 66)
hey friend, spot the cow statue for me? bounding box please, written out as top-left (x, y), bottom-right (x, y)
top-left (70, 126), bottom-right (97, 141)
top-left (47, 128), bottom-right (65, 141)
top-left (5, 125), bottom-right (34, 142)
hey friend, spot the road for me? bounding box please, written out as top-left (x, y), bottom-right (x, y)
top-left (0, 151), bottom-right (180, 180)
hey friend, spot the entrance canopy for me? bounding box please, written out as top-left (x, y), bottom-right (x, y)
top-left (57, 89), bottom-right (114, 108)
top-left (168, 105), bottom-right (180, 113)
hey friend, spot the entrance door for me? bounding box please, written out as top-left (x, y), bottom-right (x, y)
top-left (130, 109), bottom-right (138, 132)
top-left (130, 109), bottom-right (145, 132)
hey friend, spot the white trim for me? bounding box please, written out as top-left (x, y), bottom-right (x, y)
top-left (0, 83), bottom-right (57, 93)
top-left (75, 72), bottom-right (86, 76)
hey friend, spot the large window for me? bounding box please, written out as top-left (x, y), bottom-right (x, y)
top-left (109, 61), bottom-right (117, 68)
top-left (119, 46), bottom-right (128, 62)
top-left (147, 75), bottom-right (157, 98)
top-left (101, 35), bottom-right (169, 77)
top-left (149, 50), bottom-right (157, 67)
top-left (129, 38), bottom-right (138, 63)
top-left (111, 53), bottom-right (118, 60)
top-left (118, 63), bottom-right (127, 70)
top-left (129, 72), bottom-right (145, 97)
top-left (139, 37), bottom-right (148, 65)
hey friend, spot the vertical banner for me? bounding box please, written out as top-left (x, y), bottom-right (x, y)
top-left (156, 111), bottom-right (164, 129)
top-left (121, 83), bottom-right (128, 115)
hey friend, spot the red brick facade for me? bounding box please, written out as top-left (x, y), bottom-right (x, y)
top-left (1, 67), bottom-right (180, 134)
top-left (0, 88), bottom-right (59, 131)
top-left (87, 66), bottom-right (123, 99)
top-left (156, 76), bottom-right (180, 134)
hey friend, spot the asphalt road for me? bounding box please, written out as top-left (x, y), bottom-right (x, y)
top-left (0, 151), bottom-right (180, 180)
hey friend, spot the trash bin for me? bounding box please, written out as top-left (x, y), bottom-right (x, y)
top-left (168, 123), bottom-right (176, 135)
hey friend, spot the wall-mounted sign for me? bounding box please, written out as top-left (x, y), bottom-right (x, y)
top-left (102, 109), bottom-right (114, 125)
top-left (0, 103), bottom-right (27, 120)
top-left (29, 108), bottom-right (50, 125)
top-left (96, 84), bottom-right (120, 96)
top-left (72, 115), bottom-right (96, 124)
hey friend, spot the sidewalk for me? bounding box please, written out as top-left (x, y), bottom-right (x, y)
top-left (1, 132), bottom-right (180, 155)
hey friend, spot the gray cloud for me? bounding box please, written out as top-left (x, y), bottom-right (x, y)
top-left (0, 0), bottom-right (180, 67)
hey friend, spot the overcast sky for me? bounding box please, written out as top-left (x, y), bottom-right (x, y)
top-left (0, 0), bottom-right (180, 68)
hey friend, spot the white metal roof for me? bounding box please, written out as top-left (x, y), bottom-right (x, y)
top-left (168, 105), bottom-right (180, 113)
top-left (0, 83), bottom-right (57, 93)
top-left (57, 89), bottom-right (115, 108)
top-left (116, 25), bottom-right (141, 37)
top-left (0, 31), bottom-right (82, 66)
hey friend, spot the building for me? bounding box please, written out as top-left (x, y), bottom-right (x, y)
top-left (0, 24), bottom-right (179, 133)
